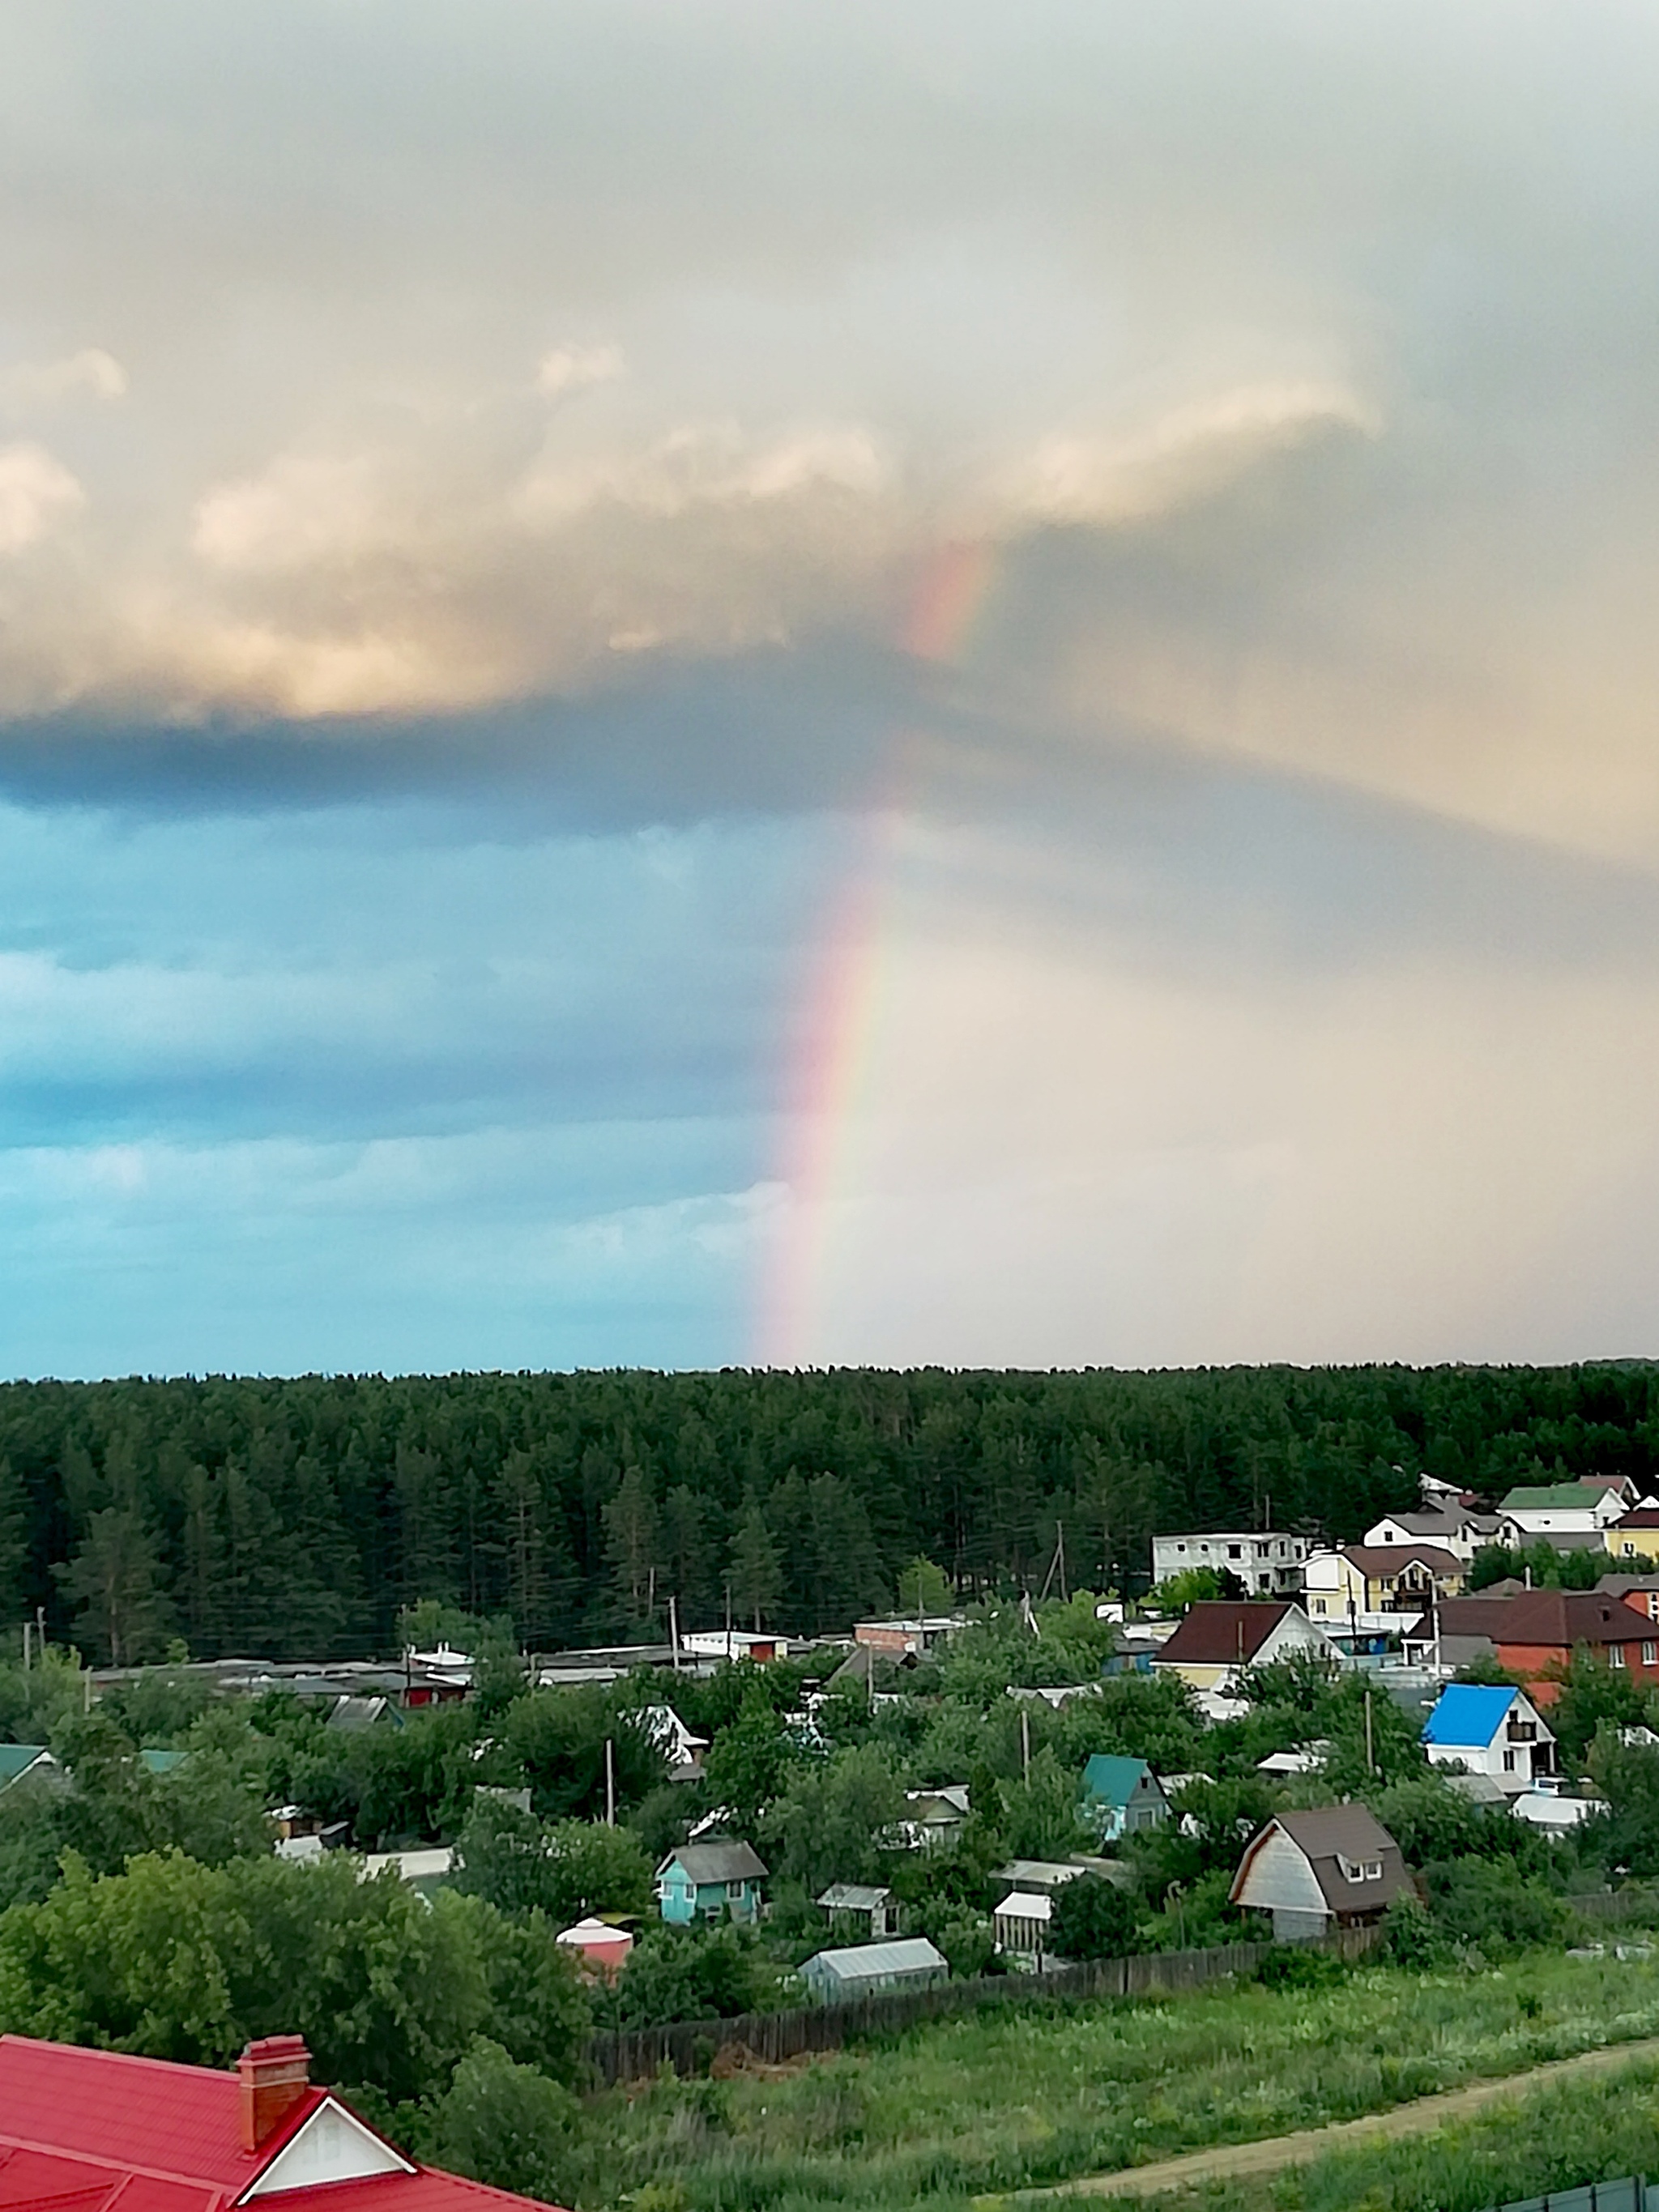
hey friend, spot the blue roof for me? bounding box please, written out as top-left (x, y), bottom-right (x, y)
top-left (1422, 1683), bottom-right (1516, 1749)
top-left (1081, 1754), bottom-right (1154, 1806)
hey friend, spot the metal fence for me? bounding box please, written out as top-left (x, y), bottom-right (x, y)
top-left (1487, 2177), bottom-right (1659, 2212)
top-left (586, 1924), bottom-right (1380, 2086)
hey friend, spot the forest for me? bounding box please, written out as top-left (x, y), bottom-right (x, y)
top-left (2, 1361), bottom-right (1659, 1664)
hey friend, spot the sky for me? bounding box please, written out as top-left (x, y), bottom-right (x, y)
top-left (5, 0), bottom-right (1659, 1375)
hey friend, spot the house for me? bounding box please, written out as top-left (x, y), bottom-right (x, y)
top-left (1229, 1806), bottom-right (1414, 1940)
top-left (800, 1935), bottom-right (947, 2001)
top-left (326, 1694), bottom-right (400, 1732)
top-left (1303, 1545), bottom-right (1465, 1635)
top-left (0, 2031), bottom-right (565, 2212)
top-left (898, 1784), bottom-right (970, 1850)
top-left (0, 1745), bottom-right (59, 1794)
top-left (1599, 1573), bottom-right (1659, 1622)
top-left (1152, 1601), bottom-right (1342, 1693)
top-left (992, 1886), bottom-right (1053, 1960)
top-left (1363, 1504), bottom-right (1502, 1562)
top-left (635, 1703), bottom-right (709, 1782)
top-left (992, 1856), bottom-right (1130, 1894)
top-left (817, 1882), bottom-right (898, 1940)
top-left (1499, 1483), bottom-right (1628, 1539)
top-left (678, 1630), bottom-right (787, 1663)
top-left (1405, 1589), bottom-right (1659, 1705)
top-left (853, 1616), bottom-right (966, 1658)
top-left (555, 1916), bottom-right (634, 1980)
top-left (1080, 1754), bottom-right (1168, 1841)
top-left (1150, 1532), bottom-right (1311, 1596)
top-left (1422, 1682), bottom-right (1557, 1792)
top-left (655, 1839), bottom-right (768, 1923)
top-left (1606, 1511), bottom-right (1659, 1567)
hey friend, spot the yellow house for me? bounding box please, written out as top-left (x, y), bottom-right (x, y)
top-left (1606, 1510), bottom-right (1659, 1565)
top-left (1303, 1545), bottom-right (1465, 1634)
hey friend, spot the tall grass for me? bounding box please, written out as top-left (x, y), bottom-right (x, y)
top-left (574, 1949), bottom-right (1659, 2212)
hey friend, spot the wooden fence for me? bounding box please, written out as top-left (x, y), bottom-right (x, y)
top-left (586, 1924), bottom-right (1380, 2086)
top-left (1566, 1888), bottom-right (1659, 1927)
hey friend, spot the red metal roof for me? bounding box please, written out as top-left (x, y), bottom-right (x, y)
top-left (0, 2039), bottom-right (566, 2212)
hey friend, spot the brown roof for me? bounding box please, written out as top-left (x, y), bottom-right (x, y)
top-left (1231, 1805), bottom-right (1413, 1917)
top-left (1341, 1545), bottom-right (1463, 1576)
top-left (1615, 1509), bottom-right (1659, 1529)
top-left (1154, 1601), bottom-right (1298, 1667)
top-left (1426, 1589), bottom-right (1653, 1649)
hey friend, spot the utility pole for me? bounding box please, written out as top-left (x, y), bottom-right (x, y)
top-left (1021, 1707), bottom-right (1030, 1780)
top-left (1364, 1689), bottom-right (1375, 1776)
top-left (668, 1592), bottom-right (680, 1671)
top-left (21, 1620), bottom-right (29, 1673)
top-left (1057, 1520), bottom-right (1068, 1605)
top-left (724, 1577), bottom-right (733, 1660)
top-left (604, 1736), bottom-right (616, 1826)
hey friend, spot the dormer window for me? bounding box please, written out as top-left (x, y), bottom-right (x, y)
top-left (1337, 1854), bottom-right (1382, 1882)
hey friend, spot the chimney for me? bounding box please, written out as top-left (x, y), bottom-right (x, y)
top-left (238, 2035), bottom-right (312, 2152)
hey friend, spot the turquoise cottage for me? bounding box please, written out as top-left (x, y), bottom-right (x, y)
top-left (655, 1839), bottom-right (769, 1924)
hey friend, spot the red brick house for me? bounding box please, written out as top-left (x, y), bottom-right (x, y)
top-left (1406, 1589), bottom-right (1659, 1705)
top-left (0, 2034), bottom-right (565, 2212)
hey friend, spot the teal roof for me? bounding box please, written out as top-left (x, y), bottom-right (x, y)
top-left (140, 1749), bottom-right (189, 1775)
top-left (0, 1745), bottom-right (47, 1787)
top-left (1081, 1754), bottom-right (1154, 1808)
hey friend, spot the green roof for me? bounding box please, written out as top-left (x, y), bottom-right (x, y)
top-left (0, 1745), bottom-right (47, 1787)
top-left (1081, 1754), bottom-right (1154, 1808)
top-left (1500, 1484), bottom-right (1604, 1511)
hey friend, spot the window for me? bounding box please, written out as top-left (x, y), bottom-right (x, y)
top-left (1645, 1643), bottom-right (1657, 1667)
top-left (1503, 1750), bottom-right (1516, 1771)
top-left (1611, 1644), bottom-right (1627, 1668)
top-left (727, 1880), bottom-right (747, 1900)
top-left (1338, 1854), bottom-right (1382, 1883)
top-left (1228, 1545), bottom-right (1242, 1559)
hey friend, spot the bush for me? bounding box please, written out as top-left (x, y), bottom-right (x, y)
top-left (424, 2037), bottom-right (579, 2204)
top-left (1050, 1874), bottom-right (1141, 1962)
top-left (1422, 1856), bottom-right (1575, 1956)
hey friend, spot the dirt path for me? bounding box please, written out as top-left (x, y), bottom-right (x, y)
top-left (1017, 2034), bottom-right (1659, 2202)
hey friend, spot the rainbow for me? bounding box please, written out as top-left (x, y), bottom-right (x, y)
top-left (754, 537), bottom-right (1004, 1365)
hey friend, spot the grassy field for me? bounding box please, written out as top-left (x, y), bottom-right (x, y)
top-left (574, 1947), bottom-right (1659, 2212)
top-left (1107, 2057), bottom-right (1659, 2212)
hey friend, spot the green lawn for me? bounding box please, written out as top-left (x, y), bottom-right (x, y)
top-left (574, 1947), bottom-right (1659, 2212)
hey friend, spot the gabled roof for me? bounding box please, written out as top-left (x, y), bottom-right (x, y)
top-left (1341, 1545), bottom-right (1464, 1576)
top-left (0, 2036), bottom-right (565, 2212)
top-left (0, 1745), bottom-right (50, 1788)
top-left (1080, 1754), bottom-right (1158, 1807)
top-left (1487, 1590), bottom-right (1651, 1647)
top-left (1422, 1682), bottom-right (1520, 1749)
top-left (1231, 1805), bottom-right (1412, 1917)
top-left (817, 1883), bottom-right (892, 1912)
top-left (1154, 1601), bottom-right (1301, 1666)
top-left (1615, 1510), bottom-right (1659, 1530)
top-left (659, 1840), bottom-right (767, 1886)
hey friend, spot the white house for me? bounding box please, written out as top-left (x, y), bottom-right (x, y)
top-left (1499, 1483), bottom-right (1629, 1538)
top-left (1152, 1600), bottom-right (1342, 1693)
top-left (1421, 1682), bottom-right (1555, 1793)
top-left (1151, 1532), bottom-right (1311, 1596)
top-left (1229, 1806), bottom-right (1414, 1940)
top-left (1363, 1505), bottom-right (1502, 1562)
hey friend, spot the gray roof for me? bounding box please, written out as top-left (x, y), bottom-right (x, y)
top-left (1261, 1805), bottom-right (1413, 1914)
top-left (661, 1839), bottom-right (768, 1886)
top-left (817, 1882), bottom-right (892, 1911)
top-left (804, 1937), bottom-right (946, 1981)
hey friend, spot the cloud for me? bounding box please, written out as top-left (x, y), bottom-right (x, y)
top-left (0, 444), bottom-right (83, 554)
top-left (0, 348), bottom-right (126, 412)
top-left (999, 380), bottom-right (1380, 526)
top-left (536, 342), bottom-right (625, 400)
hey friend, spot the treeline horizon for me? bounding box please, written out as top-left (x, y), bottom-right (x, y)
top-left (2, 1361), bottom-right (1657, 1667)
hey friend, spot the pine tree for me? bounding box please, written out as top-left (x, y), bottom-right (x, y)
top-left (603, 1465), bottom-right (659, 1625)
top-left (727, 1494), bottom-right (783, 1631)
top-left (54, 1506), bottom-right (170, 1666)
